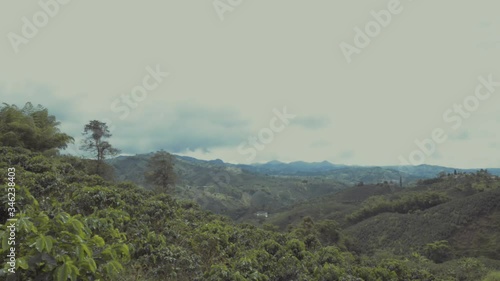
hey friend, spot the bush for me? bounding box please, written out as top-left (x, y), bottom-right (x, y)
top-left (484, 271), bottom-right (500, 281)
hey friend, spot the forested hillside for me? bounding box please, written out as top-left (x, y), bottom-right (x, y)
top-left (1, 103), bottom-right (500, 280)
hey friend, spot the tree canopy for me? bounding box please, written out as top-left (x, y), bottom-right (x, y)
top-left (0, 102), bottom-right (73, 154)
top-left (145, 150), bottom-right (177, 193)
top-left (80, 120), bottom-right (120, 175)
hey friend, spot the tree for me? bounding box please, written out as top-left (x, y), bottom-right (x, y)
top-left (144, 150), bottom-right (177, 193)
top-left (424, 240), bottom-right (451, 263)
top-left (0, 102), bottom-right (73, 154)
top-left (80, 120), bottom-right (120, 174)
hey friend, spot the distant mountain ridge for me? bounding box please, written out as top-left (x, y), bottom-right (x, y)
top-left (108, 153), bottom-right (500, 221)
top-left (172, 155), bottom-right (500, 180)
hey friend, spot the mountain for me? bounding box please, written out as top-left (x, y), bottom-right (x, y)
top-left (235, 160), bottom-right (346, 175)
top-left (6, 145), bottom-right (500, 281)
top-left (265, 171), bottom-right (500, 263)
top-left (107, 154), bottom-right (348, 220)
top-left (111, 154), bottom-right (500, 188)
top-left (108, 154), bottom-right (500, 224)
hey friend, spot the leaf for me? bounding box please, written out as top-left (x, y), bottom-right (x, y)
top-left (81, 243), bottom-right (92, 258)
top-left (55, 262), bottom-right (70, 281)
top-left (104, 260), bottom-right (123, 276)
top-left (70, 218), bottom-right (86, 238)
top-left (34, 212), bottom-right (49, 226)
top-left (36, 236), bottom-right (45, 252)
top-left (101, 246), bottom-right (115, 260)
top-left (45, 236), bottom-right (54, 253)
top-left (17, 257), bottom-right (29, 269)
top-left (79, 258), bottom-right (97, 273)
top-left (76, 246), bottom-right (84, 261)
top-left (92, 235), bottom-right (105, 247)
top-left (113, 243), bottom-right (129, 255)
top-left (18, 216), bottom-right (37, 233)
top-left (55, 261), bottom-right (79, 281)
top-left (57, 212), bottom-right (70, 224)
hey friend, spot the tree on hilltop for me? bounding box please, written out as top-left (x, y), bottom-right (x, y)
top-left (80, 120), bottom-right (120, 175)
top-left (144, 150), bottom-right (177, 193)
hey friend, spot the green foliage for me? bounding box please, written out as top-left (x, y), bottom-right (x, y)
top-left (0, 197), bottom-right (129, 280)
top-left (424, 240), bottom-right (452, 263)
top-left (2, 146), bottom-right (498, 280)
top-left (1, 102), bottom-right (499, 280)
top-left (0, 102), bottom-right (74, 153)
top-left (144, 150), bottom-right (176, 193)
top-left (455, 257), bottom-right (487, 281)
top-left (80, 120), bottom-right (120, 176)
top-left (484, 271), bottom-right (500, 281)
top-left (347, 191), bottom-right (450, 223)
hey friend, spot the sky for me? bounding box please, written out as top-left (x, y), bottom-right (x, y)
top-left (1, 0), bottom-right (499, 169)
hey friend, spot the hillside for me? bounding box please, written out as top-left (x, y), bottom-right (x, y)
top-left (266, 171), bottom-right (500, 270)
top-left (1, 103), bottom-right (500, 280)
top-left (107, 154), bottom-right (348, 220)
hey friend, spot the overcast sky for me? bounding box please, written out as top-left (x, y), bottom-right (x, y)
top-left (1, 0), bottom-right (499, 168)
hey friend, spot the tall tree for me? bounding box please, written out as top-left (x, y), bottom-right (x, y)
top-left (144, 150), bottom-right (177, 193)
top-left (0, 102), bottom-right (73, 154)
top-left (80, 120), bottom-right (120, 174)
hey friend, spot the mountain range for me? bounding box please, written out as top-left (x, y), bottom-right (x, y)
top-left (107, 153), bottom-right (500, 221)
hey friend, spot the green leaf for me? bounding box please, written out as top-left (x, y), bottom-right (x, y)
top-left (76, 246), bottom-right (84, 261)
top-left (104, 260), bottom-right (123, 276)
top-left (114, 244), bottom-right (130, 261)
top-left (55, 262), bottom-right (70, 281)
top-left (45, 236), bottom-right (54, 253)
top-left (17, 257), bottom-right (29, 270)
top-left (92, 235), bottom-right (105, 247)
top-left (36, 236), bottom-right (45, 252)
top-left (79, 258), bottom-right (97, 273)
top-left (69, 218), bottom-right (86, 238)
top-left (18, 216), bottom-right (36, 233)
top-left (81, 243), bottom-right (92, 258)
top-left (101, 246), bottom-right (115, 260)
top-left (55, 261), bottom-right (79, 281)
top-left (57, 212), bottom-right (70, 224)
top-left (34, 212), bottom-right (49, 226)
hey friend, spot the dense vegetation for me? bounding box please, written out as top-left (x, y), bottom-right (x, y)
top-left (1, 103), bottom-right (500, 280)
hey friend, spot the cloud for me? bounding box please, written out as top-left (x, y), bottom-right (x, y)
top-left (291, 116), bottom-right (331, 130)
top-left (337, 150), bottom-right (354, 160)
top-left (107, 102), bottom-right (252, 154)
top-left (310, 140), bottom-right (332, 148)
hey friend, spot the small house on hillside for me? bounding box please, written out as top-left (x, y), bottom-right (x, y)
top-left (255, 211), bottom-right (268, 218)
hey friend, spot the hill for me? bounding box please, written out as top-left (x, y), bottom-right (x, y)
top-left (107, 154), bottom-right (348, 220)
top-left (2, 103), bottom-right (500, 280)
top-left (3, 146), bottom-right (500, 280)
